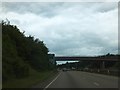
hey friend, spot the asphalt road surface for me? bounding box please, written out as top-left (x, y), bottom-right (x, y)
top-left (45, 71), bottom-right (118, 88)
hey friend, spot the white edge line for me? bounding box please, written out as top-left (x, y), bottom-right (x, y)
top-left (94, 82), bottom-right (100, 86)
top-left (44, 72), bottom-right (61, 89)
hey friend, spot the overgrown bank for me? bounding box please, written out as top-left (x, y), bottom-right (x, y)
top-left (2, 20), bottom-right (56, 88)
top-left (3, 69), bottom-right (58, 88)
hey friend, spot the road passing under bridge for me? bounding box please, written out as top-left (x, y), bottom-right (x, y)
top-left (44, 71), bottom-right (118, 88)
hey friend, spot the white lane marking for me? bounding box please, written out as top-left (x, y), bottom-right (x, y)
top-left (44, 72), bottom-right (61, 89)
top-left (94, 82), bottom-right (100, 86)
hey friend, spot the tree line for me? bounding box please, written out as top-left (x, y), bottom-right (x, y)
top-left (2, 20), bottom-right (55, 82)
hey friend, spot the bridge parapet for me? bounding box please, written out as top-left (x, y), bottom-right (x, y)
top-left (55, 55), bottom-right (119, 61)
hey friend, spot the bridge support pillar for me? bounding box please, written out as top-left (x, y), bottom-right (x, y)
top-left (101, 61), bottom-right (105, 69)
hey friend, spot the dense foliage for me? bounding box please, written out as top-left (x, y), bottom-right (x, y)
top-left (2, 21), bottom-right (54, 82)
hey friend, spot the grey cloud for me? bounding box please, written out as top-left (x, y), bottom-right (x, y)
top-left (2, 2), bottom-right (64, 18)
top-left (2, 2), bottom-right (117, 18)
top-left (93, 3), bottom-right (118, 13)
top-left (44, 29), bottom-right (117, 56)
top-left (1, 2), bottom-right (118, 56)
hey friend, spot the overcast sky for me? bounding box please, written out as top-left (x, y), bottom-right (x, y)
top-left (1, 2), bottom-right (118, 57)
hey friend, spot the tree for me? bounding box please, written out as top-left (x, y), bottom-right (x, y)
top-left (2, 20), bottom-right (53, 82)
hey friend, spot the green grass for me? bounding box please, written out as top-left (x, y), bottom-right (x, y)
top-left (3, 69), bottom-right (57, 88)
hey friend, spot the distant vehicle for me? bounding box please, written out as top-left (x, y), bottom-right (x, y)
top-left (71, 67), bottom-right (76, 70)
top-left (62, 68), bottom-right (67, 71)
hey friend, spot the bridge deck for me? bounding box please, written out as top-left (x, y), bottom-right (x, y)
top-left (55, 56), bottom-right (119, 61)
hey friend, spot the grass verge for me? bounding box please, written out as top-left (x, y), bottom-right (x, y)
top-left (3, 69), bottom-right (58, 88)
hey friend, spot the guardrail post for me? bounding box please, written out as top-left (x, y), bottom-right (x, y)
top-left (101, 61), bottom-right (105, 69)
top-left (98, 69), bottom-right (100, 73)
top-left (107, 69), bottom-right (110, 74)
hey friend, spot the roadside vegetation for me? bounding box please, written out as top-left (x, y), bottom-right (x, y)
top-left (3, 68), bottom-right (57, 88)
top-left (2, 20), bottom-right (56, 88)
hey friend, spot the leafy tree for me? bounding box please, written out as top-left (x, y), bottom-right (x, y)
top-left (2, 20), bottom-right (54, 82)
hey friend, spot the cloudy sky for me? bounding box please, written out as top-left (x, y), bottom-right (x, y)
top-left (1, 2), bottom-right (118, 57)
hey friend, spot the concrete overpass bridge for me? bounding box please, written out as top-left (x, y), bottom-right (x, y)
top-left (55, 55), bottom-right (119, 69)
top-left (55, 55), bottom-right (119, 61)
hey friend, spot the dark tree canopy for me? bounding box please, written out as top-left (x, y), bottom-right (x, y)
top-left (2, 21), bottom-right (55, 82)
